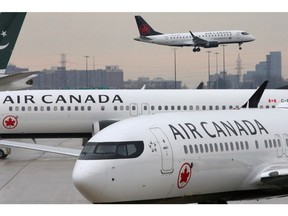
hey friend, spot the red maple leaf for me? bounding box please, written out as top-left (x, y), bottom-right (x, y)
top-left (140, 24), bottom-right (150, 34)
top-left (5, 117), bottom-right (15, 127)
top-left (180, 167), bottom-right (190, 183)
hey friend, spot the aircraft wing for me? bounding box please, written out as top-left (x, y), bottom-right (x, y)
top-left (0, 140), bottom-right (81, 157)
top-left (0, 71), bottom-right (39, 91)
top-left (189, 31), bottom-right (209, 46)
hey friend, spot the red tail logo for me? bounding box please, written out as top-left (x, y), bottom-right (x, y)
top-left (139, 24), bottom-right (150, 35)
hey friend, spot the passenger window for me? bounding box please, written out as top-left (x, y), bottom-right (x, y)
top-left (214, 143), bottom-right (218, 152)
top-left (158, 106), bottom-right (162, 111)
top-left (21, 106), bottom-right (25, 111)
top-left (230, 142), bottom-right (234, 151)
top-left (273, 139), bottom-right (277, 148)
top-left (255, 140), bottom-right (259, 149)
top-left (101, 106), bottom-right (105, 111)
top-left (81, 106), bottom-right (85, 111)
top-left (204, 144), bottom-right (209, 153)
top-left (60, 106), bottom-right (65, 111)
top-left (220, 143), bottom-right (224, 152)
top-left (177, 106), bottom-right (181, 111)
top-left (277, 139), bottom-right (281, 148)
top-left (209, 143), bottom-right (213, 152)
top-left (199, 144), bottom-right (204, 153)
top-left (40, 106), bottom-right (44, 111)
top-left (114, 106), bottom-right (118, 111)
top-left (165, 106), bottom-right (168, 111)
top-left (189, 105), bottom-right (193, 110)
top-left (171, 106), bottom-right (175, 110)
top-left (34, 106), bottom-right (38, 111)
top-left (225, 142), bottom-right (229, 151)
top-left (189, 145), bottom-right (193, 154)
top-left (202, 106), bottom-right (206, 110)
top-left (236, 142), bottom-right (239, 150)
top-left (264, 140), bottom-right (268, 148)
top-left (245, 141), bottom-right (249, 150)
top-left (209, 105), bottom-right (213, 110)
top-left (184, 145), bottom-right (188, 154)
top-left (269, 140), bottom-right (272, 148)
top-left (9, 106), bottom-right (13, 111)
top-left (240, 141), bottom-right (244, 150)
top-left (194, 145), bottom-right (199, 153)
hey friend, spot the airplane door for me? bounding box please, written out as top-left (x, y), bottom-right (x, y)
top-left (150, 127), bottom-right (174, 174)
top-left (283, 134), bottom-right (288, 157)
top-left (141, 103), bottom-right (150, 115)
top-left (130, 103), bottom-right (138, 116)
top-left (275, 134), bottom-right (283, 158)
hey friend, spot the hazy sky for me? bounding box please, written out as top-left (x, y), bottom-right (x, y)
top-left (5, 2), bottom-right (288, 88)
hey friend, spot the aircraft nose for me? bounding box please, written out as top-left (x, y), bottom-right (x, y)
top-left (250, 35), bottom-right (256, 41)
top-left (72, 160), bottom-right (107, 203)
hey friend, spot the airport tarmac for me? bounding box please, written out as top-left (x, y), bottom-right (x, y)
top-left (0, 138), bottom-right (89, 204)
top-left (1, 138), bottom-right (288, 204)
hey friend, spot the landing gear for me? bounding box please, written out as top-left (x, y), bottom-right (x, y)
top-left (193, 47), bottom-right (201, 52)
top-left (0, 149), bottom-right (8, 159)
top-left (239, 43), bottom-right (242, 50)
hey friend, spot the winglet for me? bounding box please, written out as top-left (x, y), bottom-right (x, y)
top-left (196, 82), bottom-right (204, 89)
top-left (241, 80), bottom-right (268, 108)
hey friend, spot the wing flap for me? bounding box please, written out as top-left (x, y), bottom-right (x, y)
top-left (0, 140), bottom-right (81, 157)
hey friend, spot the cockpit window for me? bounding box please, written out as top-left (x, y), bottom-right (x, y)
top-left (241, 32), bottom-right (249, 35)
top-left (78, 141), bottom-right (144, 160)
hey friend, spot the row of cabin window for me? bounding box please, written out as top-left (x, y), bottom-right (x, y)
top-left (170, 33), bottom-right (232, 39)
top-left (8, 104), bottom-right (276, 112)
top-left (264, 138), bottom-right (288, 149)
top-left (9, 106), bottom-right (92, 112)
top-left (183, 141), bottom-right (250, 155)
top-left (184, 138), bottom-right (288, 155)
top-left (112, 104), bottom-right (275, 112)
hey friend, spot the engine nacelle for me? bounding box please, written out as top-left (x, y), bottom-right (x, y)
top-left (203, 41), bottom-right (219, 48)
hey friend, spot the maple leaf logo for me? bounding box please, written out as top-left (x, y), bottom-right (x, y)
top-left (180, 167), bottom-right (190, 183)
top-left (177, 163), bottom-right (192, 189)
top-left (2, 115), bottom-right (18, 129)
top-left (139, 24), bottom-right (150, 35)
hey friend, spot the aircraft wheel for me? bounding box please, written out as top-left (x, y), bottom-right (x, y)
top-left (0, 149), bottom-right (7, 159)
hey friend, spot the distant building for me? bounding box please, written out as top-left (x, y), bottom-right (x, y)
top-left (242, 51), bottom-right (282, 88)
top-left (123, 77), bottom-right (182, 89)
top-left (31, 65), bottom-right (124, 89)
top-left (5, 64), bottom-right (29, 74)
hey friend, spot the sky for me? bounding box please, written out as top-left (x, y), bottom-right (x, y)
top-left (4, 1), bottom-right (288, 88)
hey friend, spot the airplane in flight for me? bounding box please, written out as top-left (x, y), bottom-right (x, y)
top-left (2, 101), bottom-right (288, 203)
top-left (0, 12), bottom-right (38, 90)
top-left (134, 15), bottom-right (255, 52)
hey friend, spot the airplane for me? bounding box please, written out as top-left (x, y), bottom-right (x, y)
top-left (0, 12), bottom-right (38, 90)
top-left (3, 102), bottom-right (288, 203)
top-left (0, 81), bottom-right (286, 159)
top-left (134, 15), bottom-right (255, 52)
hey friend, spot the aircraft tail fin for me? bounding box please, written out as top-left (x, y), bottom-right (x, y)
top-left (135, 15), bottom-right (162, 36)
top-left (241, 80), bottom-right (268, 108)
top-left (0, 13), bottom-right (26, 72)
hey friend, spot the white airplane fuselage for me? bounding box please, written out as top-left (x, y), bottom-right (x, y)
top-left (73, 108), bottom-right (288, 203)
top-left (134, 30), bottom-right (255, 47)
top-left (0, 89), bottom-right (285, 139)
